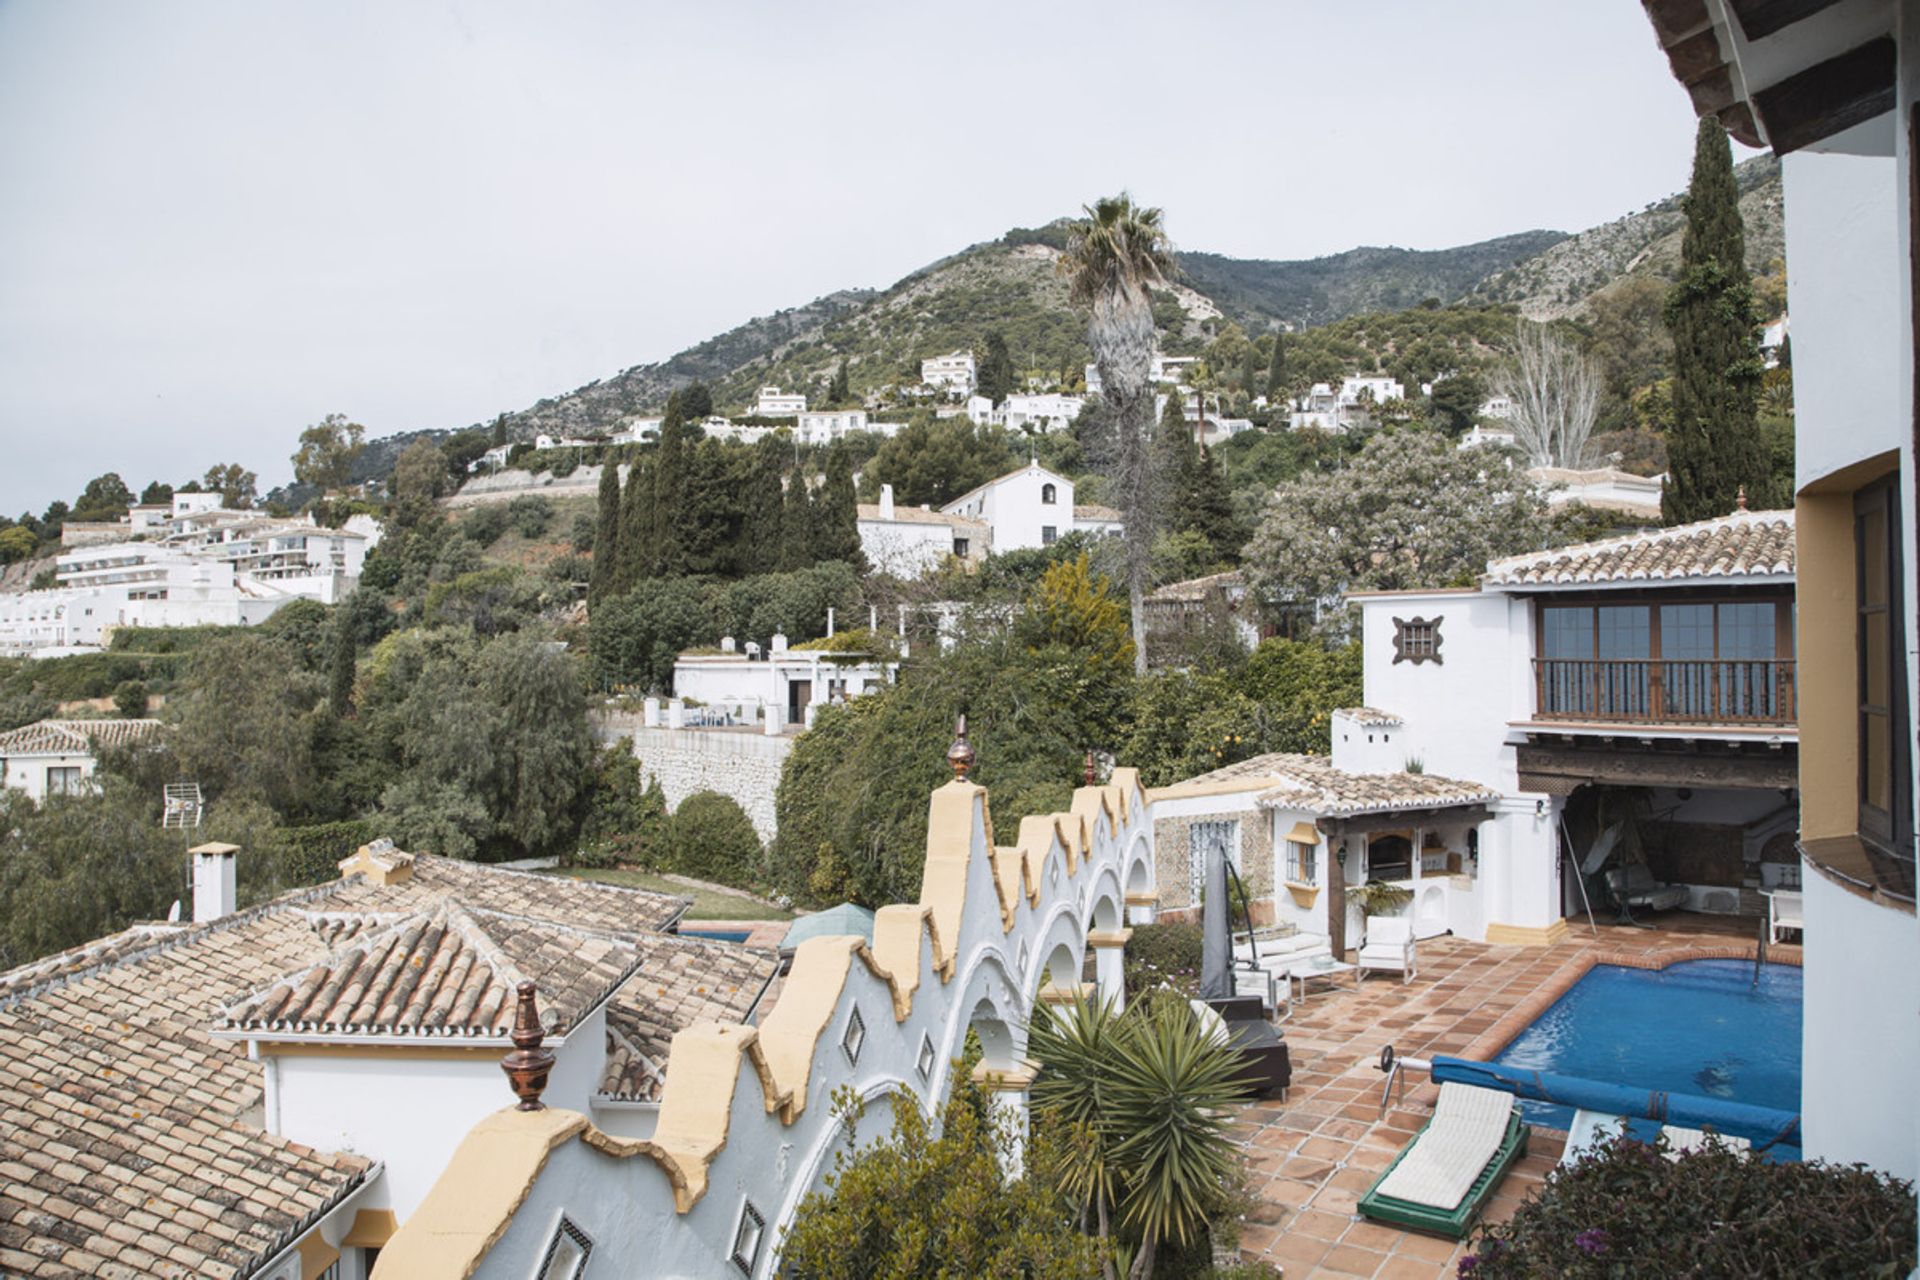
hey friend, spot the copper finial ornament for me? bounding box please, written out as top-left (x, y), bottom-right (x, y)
top-left (947, 714), bottom-right (975, 781)
top-left (502, 981), bottom-right (555, 1111)
top-left (1736, 485), bottom-right (1748, 512)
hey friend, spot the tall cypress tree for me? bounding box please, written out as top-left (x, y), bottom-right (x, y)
top-left (617, 454), bottom-right (653, 593)
top-left (589, 451), bottom-right (623, 602)
top-left (812, 445), bottom-right (865, 569)
top-left (977, 332), bottom-right (1014, 405)
top-left (1663, 118), bottom-right (1762, 524)
top-left (1265, 330), bottom-right (1287, 400)
top-left (743, 437), bottom-right (787, 574)
top-left (1180, 445), bottom-right (1241, 565)
top-left (779, 471), bottom-right (813, 572)
top-left (828, 359), bottom-right (851, 406)
top-left (683, 439), bottom-right (744, 576)
top-left (327, 614), bottom-right (356, 717)
top-left (650, 393), bottom-right (690, 575)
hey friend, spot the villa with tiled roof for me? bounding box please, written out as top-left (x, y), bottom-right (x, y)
top-left (0, 717), bottom-right (162, 802)
top-left (0, 840), bottom-right (775, 1280)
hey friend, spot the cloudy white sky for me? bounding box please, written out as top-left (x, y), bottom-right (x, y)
top-left (0, 0), bottom-right (1725, 514)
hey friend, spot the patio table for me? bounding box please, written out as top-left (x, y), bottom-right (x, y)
top-left (1285, 955), bottom-right (1359, 1003)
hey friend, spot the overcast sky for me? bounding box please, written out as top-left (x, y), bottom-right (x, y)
top-left (0, 0), bottom-right (1729, 515)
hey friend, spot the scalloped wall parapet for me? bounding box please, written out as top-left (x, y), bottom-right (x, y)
top-left (373, 770), bottom-right (1154, 1280)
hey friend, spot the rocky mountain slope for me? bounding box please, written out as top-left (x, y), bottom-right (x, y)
top-left (1470, 155), bottom-right (1782, 319)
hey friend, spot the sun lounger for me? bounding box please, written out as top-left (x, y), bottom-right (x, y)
top-left (1359, 1082), bottom-right (1530, 1238)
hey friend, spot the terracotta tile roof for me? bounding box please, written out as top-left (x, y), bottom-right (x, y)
top-left (0, 853), bottom-right (714, 1278)
top-left (597, 935), bottom-right (778, 1102)
top-left (216, 901), bottom-right (646, 1040)
top-left (1335, 707), bottom-right (1404, 727)
top-left (0, 718), bottom-right (163, 756)
top-left (1148, 571), bottom-right (1243, 604)
top-left (1153, 752), bottom-right (1496, 817)
top-left (855, 504), bottom-right (985, 529)
top-left (1251, 755), bottom-right (1500, 817)
top-left (1482, 510), bottom-right (1794, 588)
top-left (1073, 503), bottom-right (1123, 522)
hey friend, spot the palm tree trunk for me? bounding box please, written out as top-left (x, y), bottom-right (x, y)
top-left (1097, 1195), bottom-right (1117, 1280)
top-left (1129, 580), bottom-right (1147, 676)
top-left (1128, 1229), bottom-right (1158, 1280)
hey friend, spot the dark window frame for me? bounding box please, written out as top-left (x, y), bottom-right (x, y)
top-left (1391, 615), bottom-right (1443, 665)
top-left (1856, 475), bottom-right (1912, 852)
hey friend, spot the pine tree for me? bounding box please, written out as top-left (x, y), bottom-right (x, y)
top-left (1153, 392), bottom-right (1199, 527)
top-left (491, 414), bottom-right (508, 447)
top-left (650, 393), bottom-right (690, 575)
top-left (779, 471), bottom-right (813, 572)
top-left (1265, 330), bottom-right (1287, 400)
top-left (590, 452), bottom-right (623, 602)
top-left (743, 438), bottom-right (787, 574)
top-left (829, 359), bottom-right (851, 407)
top-left (681, 381), bottom-right (713, 420)
top-left (812, 445), bottom-right (865, 569)
top-left (1664, 117), bottom-right (1763, 524)
top-left (1181, 445), bottom-right (1241, 564)
top-left (977, 332), bottom-right (1014, 405)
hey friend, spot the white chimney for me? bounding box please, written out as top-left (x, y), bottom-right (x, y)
top-left (721, 635), bottom-right (737, 654)
top-left (771, 632), bottom-right (788, 653)
top-left (826, 608), bottom-right (835, 638)
top-left (191, 842), bottom-right (240, 922)
top-left (879, 483), bottom-right (896, 520)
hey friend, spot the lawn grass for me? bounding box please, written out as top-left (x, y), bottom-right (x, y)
top-left (553, 866), bottom-right (793, 921)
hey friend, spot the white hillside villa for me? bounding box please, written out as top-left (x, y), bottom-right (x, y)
top-left (752, 387), bottom-right (807, 417)
top-left (793, 409), bottom-right (908, 446)
top-left (940, 460), bottom-right (1123, 553)
top-left (965, 392), bottom-right (1085, 434)
top-left (0, 494), bottom-right (377, 656)
top-left (858, 483), bottom-right (987, 577)
top-left (0, 718), bottom-right (161, 802)
top-left (669, 631), bottom-right (898, 731)
top-left (1289, 375), bottom-right (1406, 432)
top-left (920, 350), bottom-right (976, 394)
top-left (1156, 510), bottom-right (1799, 959)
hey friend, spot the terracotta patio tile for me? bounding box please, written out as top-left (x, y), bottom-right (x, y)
top-left (1289, 1208), bottom-right (1353, 1241)
top-left (1320, 1243), bottom-right (1390, 1276)
top-left (1375, 1253), bottom-right (1448, 1280)
top-left (1393, 1232), bottom-right (1464, 1263)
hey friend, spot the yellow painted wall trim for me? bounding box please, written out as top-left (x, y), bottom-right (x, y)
top-left (990, 846), bottom-right (1024, 924)
top-left (1086, 928), bottom-right (1133, 948)
top-left (1016, 814), bottom-right (1070, 898)
top-left (368, 1107), bottom-right (587, 1280)
top-left (917, 781), bottom-right (984, 977)
top-left (1285, 884), bottom-right (1321, 910)
top-left (755, 937), bottom-right (862, 1116)
top-left (1148, 777), bottom-right (1272, 803)
top-left (341, 1209), bottom-right (398, 1248)
top-left (869, 904), bottom-right (931, 1001)
top-left (298, 1231), bottom-right (340, 1280)
top-left (1037, 982), bottom-right (1099, 1005)
top-left (970, 1061), bottom-right (1038, 1091)
top-left (650, 1024), bottom-right (776, 1206)
top-left (1124, 891), bottom-right (1157, 907)
top-left (1110, 769), bottom-right (1143, 822)
top-left (1483, 919), bottom-right (1571, 947)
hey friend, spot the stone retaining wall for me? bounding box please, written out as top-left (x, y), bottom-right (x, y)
top-left (595, 715), bottom-right (791, 842)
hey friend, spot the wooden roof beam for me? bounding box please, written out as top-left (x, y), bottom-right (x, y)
top-left (1753, 35), bottom-right (1897, 153)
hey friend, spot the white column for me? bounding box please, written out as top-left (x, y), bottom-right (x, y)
top-left (1124, 892), bottom-right (1157, 927)
top-left (1089, 929), bottom-right (1132, 1012)
top-left (970, 1064), bottom-right (1034, 1180)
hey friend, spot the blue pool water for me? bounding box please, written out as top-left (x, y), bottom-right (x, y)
top-left (679, 928), bottom-right (753, 943)
top-left (1492, 959), bottom-right (1802, 1140)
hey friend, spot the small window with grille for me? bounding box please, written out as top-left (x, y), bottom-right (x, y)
top-left (1392, 616), bottom-right (1443, 665)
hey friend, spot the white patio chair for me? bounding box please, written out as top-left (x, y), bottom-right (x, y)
top-left (1357, 915), bottom-right (1417, 983)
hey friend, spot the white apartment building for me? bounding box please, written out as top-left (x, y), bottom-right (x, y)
top-left (753, 387), bottom-right (807, 417)
top-left (0, 495), bottom-right (377, 655)
top-left (964, 393), bottom-right (1085, 435)
top-left (920, 351), bottom-right (976, 394)
top-left (940, 460), bottom-right (1123, 553)
top-left (793, 410), bottom-right (909, 446)
top-left (857, 484), bottom-right (988, 578)
top-left (1084, 353), bottom-right (1199, 397)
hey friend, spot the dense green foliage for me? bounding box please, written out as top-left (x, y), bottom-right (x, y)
top-left (860, 414), bottom-right (1023, 509)
top-left (1120, 921), bottom-right (1204, 999)
top-left (781, 1075), bottom-right (1112, 1279)
top-left (667, 791), bottom-right (762, 885)
top-left (1464, 1131), bottom-right (1917, 1278)
top-left (1663, 119), bottom-right (1764, 524)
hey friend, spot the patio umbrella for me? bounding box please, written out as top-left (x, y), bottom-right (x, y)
top-left (1199, 842), bottom-right (1232, 1001)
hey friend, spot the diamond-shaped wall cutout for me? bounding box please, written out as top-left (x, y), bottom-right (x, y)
top-left (916, 1033), bottom-right (936, 1080)
top-left (841, 1005), bottom-right (866, 1067)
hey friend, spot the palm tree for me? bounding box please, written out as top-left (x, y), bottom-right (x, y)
top-left (1061, 194), bottom-right (1176, 676)
top-left (1029, 995), bottom-right (1248, 1279)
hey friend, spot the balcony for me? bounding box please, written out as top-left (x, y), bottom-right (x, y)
top-left (1532, 658), bottom-right (1796, 727)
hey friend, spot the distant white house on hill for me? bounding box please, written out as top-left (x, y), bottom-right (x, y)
top-left (920, 351), bottom-right (976, 394)
top-left (795, 409), bottom-right (908, 446)
top-left (0, 718), bottom-right (161, 802)
top-left (964, 392), bottom-right (1085, 434)
top-left (940, 460), bottom-right (1122, 553)
top-left (753, 387), bottom-right (807, 416)
top-left (858, 485), bottom-right (987, 577)
top-left (1289, 375), bottom-right (1405, 432)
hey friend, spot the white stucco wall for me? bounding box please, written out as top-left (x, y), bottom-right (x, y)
top-left (858, 518), bottom-right (958, 577)
top-left (0, 749), bottom-right (95, 802)
top-left (414, 777), bottom-right (1153, 1280)
top-left (1799, 872), bottom-right (1919, 1181)
top-left (267, 1010), bottom-right (608, 1220)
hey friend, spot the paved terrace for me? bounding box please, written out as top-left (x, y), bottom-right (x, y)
top-left (1228, 916), bottom-right (1799, 1279)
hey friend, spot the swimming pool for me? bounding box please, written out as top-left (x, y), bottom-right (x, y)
top-left (1492, 958), bottom-right (1802, 1138)
top-left (678, 928), bottom-right (754, 944)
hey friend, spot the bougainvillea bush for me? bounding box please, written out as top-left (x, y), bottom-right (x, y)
top-left (1461, 1131), bottom-right (1917, 1279)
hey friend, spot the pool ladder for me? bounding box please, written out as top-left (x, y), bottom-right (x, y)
top-left (1753, 914), bottom-right (1768, 987)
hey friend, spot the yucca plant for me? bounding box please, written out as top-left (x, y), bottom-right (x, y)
top-left (1028, 993), bottom-right (1250, 1279)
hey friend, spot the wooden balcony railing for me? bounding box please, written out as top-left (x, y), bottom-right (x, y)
top-left (1532, 658), bottom-right (1797, 727)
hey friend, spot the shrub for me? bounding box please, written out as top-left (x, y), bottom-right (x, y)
top-left (667, 791), bottom-right (761, 886)
top-left (574, 743), bottom-right (669, 869)
top-left (569, 511), bottom-right (596, 552)
top-left (507, 494), bottom-right (553, 539)
top-left (1123, 921), bottom-right (1203, 998)
top-left (111, 680), bottom-right (149, 718)
top-left (267, 819), bottom-right (378, 886)
top-left (1463, 1131), bottom-right (1918, 1278)
top-left (462, 504), bottom-right (510, 547)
